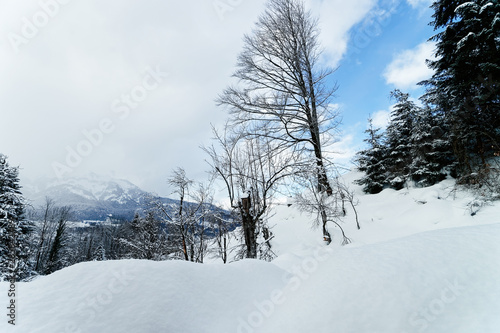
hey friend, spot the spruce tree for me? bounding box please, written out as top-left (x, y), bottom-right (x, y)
top-left (44, 217), bottom-right (67, 275)
top-left (410, 106), bottom-right (452, 186)
top-left (384, 90), bottom-right (417, 190)
top-left (0, 154), bottom-right (33, 281)
top-left (92, 244), bottom-right (106, 261)
top-left (422, 0), bottom-right (500, 179)
top-left (355, 118), bottom-right (388, 194)
top-left (123, 211), bottom-right (168, 260)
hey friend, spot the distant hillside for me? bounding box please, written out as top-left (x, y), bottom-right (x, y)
top-left (21, 173), bottom-right (178, 221)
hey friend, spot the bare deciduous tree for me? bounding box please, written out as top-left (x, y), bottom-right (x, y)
top-left (147, 168), bottom-right (215, 263)
top-left (217, 0), bottom-right (340, 242)
top-left (210, 207), bottom-right (234, 264)
top-left (33, 197), bottom-right (56, 273)
top-left (205, 127), bottom-right (300, 259)
top-left (294, 174), bottom-right (353, 245)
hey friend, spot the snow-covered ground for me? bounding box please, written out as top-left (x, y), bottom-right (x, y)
top-left (2, 172), bottom-right (499, 333)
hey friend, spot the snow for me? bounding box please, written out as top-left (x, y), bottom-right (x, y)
top-left (457, 32), bottom-right (475, 50)
top-left (480, 3), bottom-right (493, 15)
top-left (265, 224), bottom-right (500, 333)
top-left (1, 172), bottom-right (499, 332)
top-left (455, 2), bottom-right (478, 14)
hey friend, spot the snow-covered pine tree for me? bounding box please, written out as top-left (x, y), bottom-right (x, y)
top-left (355, 118), bottom-right (388, 194)
top-left (121, 211), bottom-right (169, 260)
top-left (422, 0), bottom-right (500, 181)
top-left (409, 106), bottom-right (452, 187)
top-left (92, 244), bottom-right (106, 261)
top-left (0, 154), bottom-right (33, 281)
top-left (384, 90), bottom-right (418, 190)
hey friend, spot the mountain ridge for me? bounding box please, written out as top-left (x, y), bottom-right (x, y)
top-left (21, 173), bottom-right (177, 221)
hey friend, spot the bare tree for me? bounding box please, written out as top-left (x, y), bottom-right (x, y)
top-left (217, 0), bottom-right (340, 242)
top-left (147, 168), bottom-right (215, 263)
top-left (337, 180), bottom-right (360, 231)
top-left (168, 168), bottom-right (193, 261)
top-left (209, 207), bottom-right (235, 264)
top-left (294, 173), bottom-right (352, 245)
top-left (33, 197), bottom-right (56, 273)
top-left (204, 126), bottom-right (300, 259)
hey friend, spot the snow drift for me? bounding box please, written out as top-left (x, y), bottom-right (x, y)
top-left (1, 174), bottom-right (499, 333)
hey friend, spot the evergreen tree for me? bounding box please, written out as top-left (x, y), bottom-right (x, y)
top-left (410, 106), bottom-right (452, 186)
top-left (0, 154), bottom-right (33, 281)
top-left (355, 118), bottom-right (388, 194)
top-left (121, 211), bottom-right (169, 260)
top-left (44, 217), bottom-right (67, 275)
top-left (92, 244), bottom-right (106, 261)
top-left (422, 0), bottom-right (500, 179)
top-left (384, 90), bottom-right (418, 189)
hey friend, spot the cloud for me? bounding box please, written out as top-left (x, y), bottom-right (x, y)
top-left (0, 0), bottom-right (378, 195)
top-left (371, 109), bottom-right (391, 129)
top-left (383, 41), bottom-right (436, 90)
top-left (406, 0), bottom-right (433, 10)
top-left (308, 0), bottom-right (378, 67)
top-left (330, 134), bottom-right (358, 169)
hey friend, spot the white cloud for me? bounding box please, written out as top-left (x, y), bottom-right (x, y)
top-left (0, 0), bottom-right (379, 195)
top-left (307, 0), bottom-right (378, 67)
top-left (371, 109), bottom-right (391, 129)
top-left (0, 0), bottom-right (267, 193)
top-left (330, 134), bottom-right (358, 168)
top-left (406, 0), bottom-right (433, 10)
top-left (383, 41), bottom-right (436, 90)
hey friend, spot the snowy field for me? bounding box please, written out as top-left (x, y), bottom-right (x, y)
top-left (1, 172), bottom-right (499, 333)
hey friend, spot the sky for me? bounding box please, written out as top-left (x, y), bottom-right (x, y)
top-left (0, 0), bottom-right (436, 196)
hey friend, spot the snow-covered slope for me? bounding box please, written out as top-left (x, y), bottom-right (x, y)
top-left (2, 173), bottom-right (499, 333)
top-left (266, 224), bottom-right (500, 333)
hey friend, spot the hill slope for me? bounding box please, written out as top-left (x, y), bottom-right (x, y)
top-left (2, 174), bottom-right (499, 333)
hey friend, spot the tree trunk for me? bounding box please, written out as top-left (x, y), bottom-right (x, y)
top-left (240, 197), bottom-right (257, 258)
top-left (320, 207), bottom-right (331, 244)
top-left (223, 237), bottom-right (227, 263)
top-left (243, 214), bottom-right (257, 258)
top-left (180, 225), bottom-right (188, 261)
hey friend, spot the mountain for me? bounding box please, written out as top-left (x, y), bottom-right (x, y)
top-left (21, 173), bottom-right (177, 221)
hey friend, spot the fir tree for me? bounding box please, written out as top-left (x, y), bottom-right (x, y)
top-left (422, 0), bottom-right (500, 179)
top-left (410, 106), bottom-right (452, 186)
top-left (92, 244), bottom-right (106, 261)
top-left (122, 211), bottom-right (169, 260)
top-left (355, 118), bottom-right (387, 194)
top-left (0, 154), bottom-right (33, 281)
top-left (384, 90), bottom-right (418, 190)
top-left (44, 218), bottom-right (66, 275)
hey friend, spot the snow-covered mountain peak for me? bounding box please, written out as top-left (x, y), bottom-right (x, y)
top-left (21, 173), bottom-right (154, 220)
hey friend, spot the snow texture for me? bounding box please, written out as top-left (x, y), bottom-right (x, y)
top-left (1, 172), bottom-right (499, 333)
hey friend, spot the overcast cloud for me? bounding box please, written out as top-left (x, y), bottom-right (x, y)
top-left (0, 0), bottom-right (434, 196)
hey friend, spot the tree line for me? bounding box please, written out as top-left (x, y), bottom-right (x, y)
top-left (1, 154), bottom-right (241, 281)
top-left (356, 0), bottom-right (499, 195)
